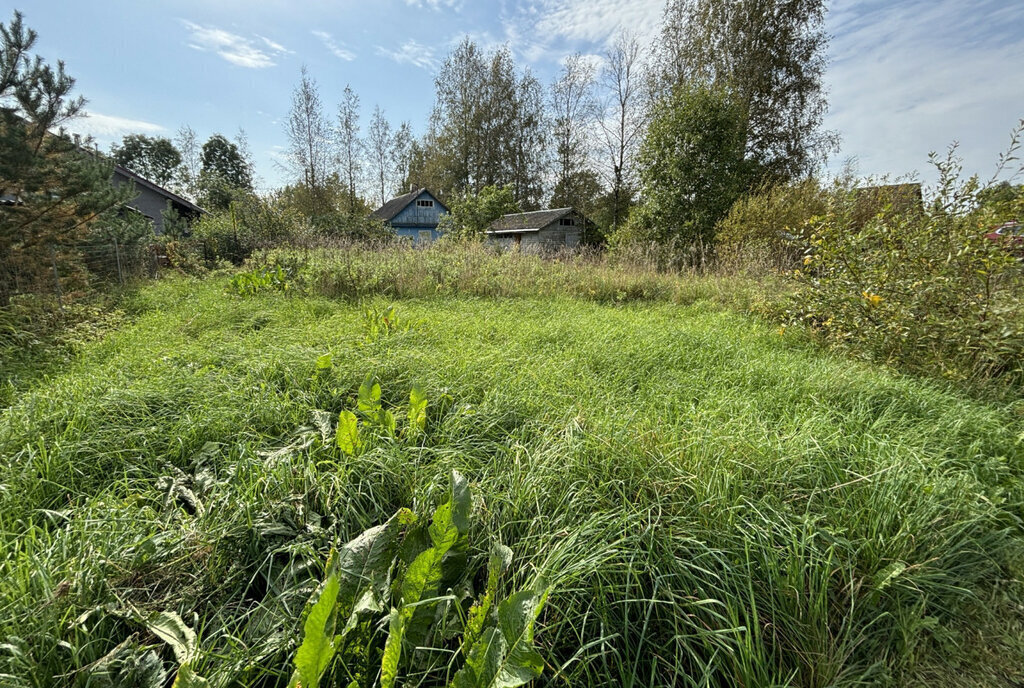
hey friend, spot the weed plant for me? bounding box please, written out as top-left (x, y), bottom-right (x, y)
top-left (1, 278), bottom-right (1022, 686)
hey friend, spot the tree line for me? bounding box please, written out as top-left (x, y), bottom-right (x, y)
top-left (110, 128), bottom-right (255, 213)
top-left (1, 0), bottom-right (835, 293)
top-left (281, 0), bottom-right (833, 246)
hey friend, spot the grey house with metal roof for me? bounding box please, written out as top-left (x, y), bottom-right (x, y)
top-left (370, 188), bottom-right (449, 244)
top-left (112, 165), bottom-right (204, 234)
top-left (485, 208), bottom-right (585, 252)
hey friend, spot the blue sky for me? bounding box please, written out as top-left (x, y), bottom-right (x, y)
top-left (6, 0), bottom-right (1024, 193)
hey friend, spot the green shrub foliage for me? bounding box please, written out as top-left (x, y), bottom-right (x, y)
top-left (795, 145), bottom-right (1024, 382)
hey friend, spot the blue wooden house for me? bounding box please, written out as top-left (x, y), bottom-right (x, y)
top-left (370, 188), bottom-right (448, 243)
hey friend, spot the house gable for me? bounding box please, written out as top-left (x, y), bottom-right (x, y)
top-left (370, 188), bottom-right (449, 243)
top-left (389, 190), bottom-right (447, 228)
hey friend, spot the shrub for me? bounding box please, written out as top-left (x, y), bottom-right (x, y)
top-left (436, 185), bottom-right (519, 240)
top-left (794, 144), bottom-right (1024, 383)
top-left (716, 178), bottom-right (830, 269)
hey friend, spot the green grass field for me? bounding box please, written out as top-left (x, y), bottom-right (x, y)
top-left (1, 276), bottom-right (1022, 687)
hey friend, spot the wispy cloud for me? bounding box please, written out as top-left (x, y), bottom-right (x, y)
top-left (404, 0), bottom-right (463, 10)
top-left (65, 112), bottom-right (165, 141)
top-left (312, 30), bottom-right (356, 61)
top-left (181, 20), bottom-right (289, 68)
top-left (376, 40), bottom-right (438, 71)
top-left (823, 0), bottom-right (1024, 180)
top-left (497, 0), bottom-right (662, 63)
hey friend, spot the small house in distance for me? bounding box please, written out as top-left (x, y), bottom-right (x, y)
top-left (370, 188), bottom-right (449, 243)
top-left (112, 165), bottom-right (204, 234)
top-left (485, 208), bottom-right (586, 252)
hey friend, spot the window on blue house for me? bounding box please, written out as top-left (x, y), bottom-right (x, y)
top-left (559, 217), bottom-right (575, 226)
top-left (416, 199), bottom-right (434, 207)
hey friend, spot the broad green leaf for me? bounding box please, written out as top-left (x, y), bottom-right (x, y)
top-left (336, 410), bottom-right (361, 456)
top-left (494, 585), bottom-right (549, 687)
top-left (405, 497), bottom-right (460, 647)
top-left (464, 543), bottom-right (514, 650)
top-left (380, 609), bottom-right (406, 688)
top-left (289, 573), bottom-right (341, 688)
top-left (873, 561), bottom-right (908, 591)
top-left (172, 663), bottom-right (210, 688)
top-left (358, 374), bottom-right (382, 413)
top-left (452, 583), bottom-right (549, 688)
top-left (335, 515), bottom-right (405, 614)
top-left (450, 627), bottom-right (507, 688)
top-left (315, 353), bottom-right (333, 370)
top-left (428, 501), bottom-right (459, 552)
top-left (408, 385), bottom-right (428, 433)
top-left (145, 611), bottom-right (197, 664)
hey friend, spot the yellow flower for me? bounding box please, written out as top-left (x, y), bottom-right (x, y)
top-left (803, 255), bottom-right (814, 265)
top-left (862, 291), bottom-right (883, 306)
top-left (777, 325), bottom-right (787, 336)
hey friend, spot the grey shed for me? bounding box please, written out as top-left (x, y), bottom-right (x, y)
top-left (485, 208), bottom-right (586, 252)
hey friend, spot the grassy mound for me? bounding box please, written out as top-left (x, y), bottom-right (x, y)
top-left (1, 276), bottom-right (1022, 686)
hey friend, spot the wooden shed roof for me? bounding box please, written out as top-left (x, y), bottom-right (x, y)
top-left (486, 208), bottom-right (574, 234)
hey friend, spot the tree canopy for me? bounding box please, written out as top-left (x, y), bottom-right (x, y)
top-left (620, 84), bottom-right (752, 246)
top-left (659, 0), bottom-right (836, 182)
top-left (111, 134), bottom-right (182, 187)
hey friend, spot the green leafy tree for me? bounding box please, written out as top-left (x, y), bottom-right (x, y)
top-left (284, 66), bottom-right (334, 219)
top-left (618, 83), bottom-right (752, 247)
top-left (550, 53), bottom-right (597, 213)
top-left (0, 10), bottom-right (131, 303)
top-left (659, 0), bottom-right (837, 182)
top-left (415, 40), bottom-right (548, 209)
top-left (111, 134), bottom-right (183, 187)
top-left (437, 184), bottom-right (519, 240)
top-left (198, 133), bottom-right (253, 211)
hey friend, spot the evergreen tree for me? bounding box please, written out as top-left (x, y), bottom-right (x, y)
top-left (0, 10), bottom-right (131, 303)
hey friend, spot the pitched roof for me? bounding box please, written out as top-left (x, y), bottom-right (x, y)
top-left (486, 208), bottom-right (574, 234)
top-left (371, 188), bottom-right (447, 221)
top-left (113, 165), bottom-right (205, 215)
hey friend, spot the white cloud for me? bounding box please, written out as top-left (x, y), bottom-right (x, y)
top-left (511, 0), bottom-right (1024, 183)
top-left (257, 34), bottom-right (292, 54)
top-left (181, 20), bottom-right (289, 68)
top-left (65, 112), bottom-right (165, 140)
top-left (498, 0), bottom-right (663, 63)
top-left (823, 0), bottom-right (1024, 182)
top-left (312, 30), bottom-right (356, 61)
top-left (376, 40), bottom-right (438, 71)
top-left (404, 0), bottom-right (463, 10)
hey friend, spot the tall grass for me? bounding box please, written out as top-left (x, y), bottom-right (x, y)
top-left (247, 239), bottom-right (787, 311)
top-left (0, 277), bottom-right (1022, 686)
